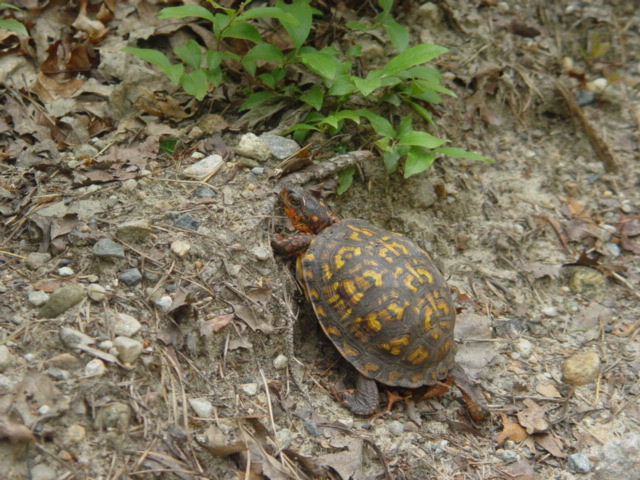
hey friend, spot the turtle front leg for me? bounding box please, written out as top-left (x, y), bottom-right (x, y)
top-left (336, 373), bottom-right (380, 416)
top-left (271, 232), bottom-right (315, 257)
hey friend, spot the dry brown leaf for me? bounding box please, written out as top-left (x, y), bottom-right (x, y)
top-left (517, 399), bottom-right (549, 434)
top-left (535, 383), bottom-right (562, 398)
top-left (504, 460), bottom-right (538, 480)
top-left (200, 314), bottom-right (234, 336)
top-left (316, 438), bottom-right (364, 480)
top-left (496, 413), bottom-right (528, 443)
top-left (534, 432), bottom-right (566, 458)
top-left (0, 416), bottom-right (35, 443)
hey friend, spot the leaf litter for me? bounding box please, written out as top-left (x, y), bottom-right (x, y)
top-left (0, 1), bottom-right (639, 479)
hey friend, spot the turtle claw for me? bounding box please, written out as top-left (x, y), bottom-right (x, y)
top-left (334, 374), bottom-right (379, 416)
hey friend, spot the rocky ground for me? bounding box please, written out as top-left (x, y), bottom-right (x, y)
top-left (1, 0), bottom-right (639, 479)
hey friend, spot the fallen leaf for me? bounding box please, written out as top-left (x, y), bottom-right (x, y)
top-left (504, 460), bottom-right (538, 480)
top-left (200, 314), bottom-right (234, 336)
top-left (534, 432), bottom-right (566, 457)
top-left (523, 262), bottom-right (561, 279)
top-left (0, 416), bottom-right (35, 443)
top-left (496, 413), bottom-right (528, 443)
top-left (517, 399), bottom-right (549, 434)
top-left (535, 383), bottom-right (562, 398)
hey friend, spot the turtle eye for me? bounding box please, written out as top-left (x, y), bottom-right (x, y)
top-left (288, 192), bottom-right (302, 207)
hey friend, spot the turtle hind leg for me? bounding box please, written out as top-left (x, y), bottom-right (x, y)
top-left (335, 373), bottom-right (380, 416)
top-left (448, 364), bottom-right (489, 421)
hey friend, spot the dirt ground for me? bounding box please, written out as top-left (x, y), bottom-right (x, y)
top-left (1, 0), bottom-right (639, 479)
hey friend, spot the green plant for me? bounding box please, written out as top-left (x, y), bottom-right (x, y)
top-left (123, 0), bottom-right (491, 192)
top-left (0, 2), bottom-right (28, 36)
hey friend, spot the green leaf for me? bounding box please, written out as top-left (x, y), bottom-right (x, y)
top-left (288, 123), bottom-right (321, 133)
top-left (435, 147), bottom-right (493, 163)
top-left (397, 115), bottom-right (413, 138)
top-left (239, 91), bottom-right (277, 112)
top-left (355, 109), bottom-right (395, 139)
top-left (300, 52), bottom-right (339, 82)
top-left (337, 167), bottom-right (355, 194)
top-left (159, 137), bottom-right (178, 153)
top-left (346, 45), bottom-right (362, 57)
top-left (122, 47), bottom-right (184, 84)
top-left (300, 85), bottom-right (324, 110)
top-left (404, 147), bottom-right (436, 178)
top-left (276, 0), bottom-right (319, 50)
top-left (378, 0), bottom-right (393, 13)
top-left (221, 22), bottom-right (262, 44)
top-left (407, 100), bottom-right (434, 125)
top-left (244, 43), bottom-right (285, 63)
top-left (381, 44), bottom-right (448, 78)
top-left (398, 130), bottom-right (448, 149)
top-left (401, 65), bottom-right (442, 82)
top-left (206, 50), bottom-right (223, 70)
top-left (345, 21), bottom-right (369, 32)
top-left (382, 19), bottom-right (409, 52)
top-left (0, 18), bottom-right (28, 36)
top-left (352, 73), bottom-right (383, 96)
top-left (203, 0), bottom-right (234, 15)
top-left (158, 5), bottom-right (216, 23)
top-left (414, 79), bottom-right (456, 97)
top-left (181, 69), bottom-right (209, 100)
top-left (239, 6), bottom-right (299, 26)
top-left (383, 150), bottom-right (400, 173)
top-left (206, 67), bottom-right (223, 87)
top-left (174, 40), bottom-right (202, 70)
top-left (212, 12), bottom-right (231, 35)
top-left (328, 75), bottom-right (357, 96)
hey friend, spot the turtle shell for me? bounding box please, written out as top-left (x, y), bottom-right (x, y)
top-left (298, 218), bottom-right (456, 388)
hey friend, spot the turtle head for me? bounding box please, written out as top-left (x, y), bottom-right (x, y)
top-left (279, 187), bottom-right (339, 234)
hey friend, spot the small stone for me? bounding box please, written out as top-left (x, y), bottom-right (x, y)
top-left (0, 345), bottom-right (12, 372)
top-left (66, 424), bottom-right (86, 443)
top-left (39, 285), bottom-right (85, 318)
top-left (113, 337), bottom-right (144, 363)
top-left (96, 402), bottom-right (131, 430)
top-left (259, 134), bottom-right (300, 160)
top-left (171, 240), bottom-right (191, 257)
top-left (31, 464), bottom-right (56, 480)
top-left (604, 242), bottom-right (620, 258)
top-left (26, 252), bottom-right (52, 270)
top-left (562, 352), bottom-right (601, 386)
top-left (47, 367), bottom-right (69, 380)
top-left (388, 420), bottom-right (404, 436)
top-left (567, 453), bottom-right (592, 473)
top-left (183, 154), bottom-right (224, 176)
top-left (276, 428), bottom-right (294, 449)
top-left (37, 404), bottom-right (51, 415)
top-left (155, 295), bottom-right (173, 312)
top-left (569, 267), bottom-right (605, 296)
top-left (273, 354), bottom-right (288, 370)
top-left (251, 167), bottom-right (264, 175)
top-left (195, 186), bottom-right (216, 198)
top-left (304, 419), bottom-right (321, 437)
top-left (575, 89), bottom-right (596, 106)
top-left (99, 340), bottom-right (113, 350)
top-left (174, 213), bottom-right (199, 231)
top-left (235, 133), bottom-right (271, 162)
top-left (239, 383), bottom-right (258, 396)
top-left (93, 238), bottom-right (125, 258)
top-left (122, 178), bottom-right (137, 191)
top-left (113, 313), bottom-right (142, 337)
top-left (496, 449), bottom-right (519, 463)
top-left (87, 283), bottom-right (108, 302)
top-left (58, 266), bottom-right (74, 276)
top-left (514, 338), bottom-right (534, 359)
top-left (28, 290), bottom-right (50, 307)
top-left (542, 306), bottom-right (559, 317)
top-left (417, 2), bottom-right (443, 24)
top-left (189, 397), bottom-right (213, 418)
top-left (49, 353), bottom-right (80, 368)
top-left (23, 353), bottom-right (35, 362)
top-left (119, 268), bottom-right (142, 286)
top-left (251, 245), bottom-right (270, 261)
top-left (594, 432), bottom-right (640, 480)
top-left (60, 327), bottom-right (95, 349)
top-left (359, 39), bottom-right (385, 62)
top-left (116, 219), bottom-right (152, 243)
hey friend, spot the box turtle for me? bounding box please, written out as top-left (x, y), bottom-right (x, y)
top-left (272, 186), bottom-right (487, 419)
